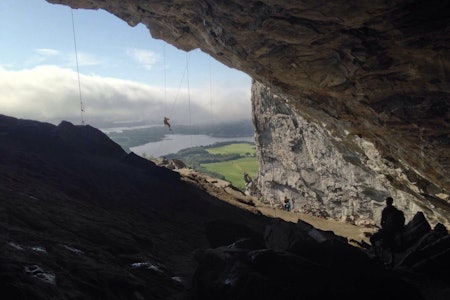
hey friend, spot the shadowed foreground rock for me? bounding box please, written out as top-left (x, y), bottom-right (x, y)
top-left (0, 115), bottom-right (267, 299)
top-left (192, 217), bottom-right (450, 300)
top-left (1, 115), bottom-right (449, 299)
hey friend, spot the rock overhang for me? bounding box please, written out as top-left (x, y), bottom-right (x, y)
top-left (45, 0), bottom-right (449, 205)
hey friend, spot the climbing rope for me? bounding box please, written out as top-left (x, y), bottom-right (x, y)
top-left (186, 51), bottom-right (192, 147)
top-left (163, 42), bottom-right (167, 115)
top-left (209, 55), bottom-right (213, 113)
top-left (70, 8), bottom-right (85, 125)
top-left (156, 49), bottom-right (193, 155)
top-left (167, 53), bottom-right (189, 115)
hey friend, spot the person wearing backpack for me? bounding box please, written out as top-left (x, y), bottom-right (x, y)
top-left (370, 196), bottom-right (405, 266)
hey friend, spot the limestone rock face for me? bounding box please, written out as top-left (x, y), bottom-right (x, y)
top-left (47, 1), bottom-right (449, 222)
top-left (252, 81), bottom-right (448, 226)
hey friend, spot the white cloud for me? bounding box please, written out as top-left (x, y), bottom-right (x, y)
top-left (22, 48), bottom-right (103, 69)
top-left (35, 48), bottom-right (60, 56)
top-left (0, 65), bottom-right (251, 127)
top-left (24, 48), bottom-right (61, 66)
top-left (126, 48), bottom-right (161, 71)
top-left (67, 51), bottom-right (105, 67)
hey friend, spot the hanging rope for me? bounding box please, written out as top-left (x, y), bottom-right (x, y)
top-left (156, 42), bottom-right (170, 156)
top-left (209, 55), bottom-right (213, 112)
top-left (186, 52), bottom-right (192, 147)
top-left (163, 42), bottom-right (167, 115)
top-left (156, 50), bottom-right (193, 156)
top-left (70, 8), bottom-right (85, 125)
top-left (167, 56), bottom-right (189, 116)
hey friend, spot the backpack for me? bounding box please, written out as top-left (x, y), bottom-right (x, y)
top-left (391, 208), bottom-right (405, 232)
top-left (384, 207), bottom-right (405, 233)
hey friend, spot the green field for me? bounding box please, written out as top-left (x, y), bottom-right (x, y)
top-left (205, 143), bottom-right (256, 156)
top-left (201, 143), bottom-right (258, 190)
top-left (201, 157), bottom-right (258, 190)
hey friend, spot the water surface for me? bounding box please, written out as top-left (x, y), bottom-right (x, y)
top-left (130, 134), bottom-right (254, 158)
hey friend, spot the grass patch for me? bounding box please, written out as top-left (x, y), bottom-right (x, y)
top-left (166, 142), bottom-right (258, 191)
top-left (206, 143), bottom-right (256, 156)
top-left (201, 156), bottom-right (258, 191)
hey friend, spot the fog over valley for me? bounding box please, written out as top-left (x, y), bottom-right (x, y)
top-left (0, 65), bottom-right (252, 129)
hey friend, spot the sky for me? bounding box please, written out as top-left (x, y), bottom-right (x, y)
top-left (0, 0), bottom-right (252, 128)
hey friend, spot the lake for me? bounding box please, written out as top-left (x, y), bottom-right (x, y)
top-left (101, 124), bottom-right (160, 134)
top-left (130, 134), bottom-right (255, 158)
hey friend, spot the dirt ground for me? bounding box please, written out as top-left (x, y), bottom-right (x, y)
top-left (175, 167), bottom-right (375, 247)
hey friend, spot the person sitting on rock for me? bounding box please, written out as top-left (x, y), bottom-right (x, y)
top-left (244, 173), bottom-right (252, 184)
top-left (284, 196), bottom-right (291, 211)
top-left (370, 196), bottom-right (405, 266)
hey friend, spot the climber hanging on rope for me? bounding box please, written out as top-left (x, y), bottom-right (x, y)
top-left (163, 116), bottom-right (171, 131)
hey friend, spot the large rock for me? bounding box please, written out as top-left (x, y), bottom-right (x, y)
top-left (46, 0), bottom-right (450, 224)
top-left (192, 219), bottom-right (426, 300)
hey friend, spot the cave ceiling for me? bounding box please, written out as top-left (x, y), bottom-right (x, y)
top-left (46, 0), bottom-right (449, 202)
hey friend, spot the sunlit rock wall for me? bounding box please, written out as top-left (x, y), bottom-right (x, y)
top-left (252, 81), bottom-right (449, 227)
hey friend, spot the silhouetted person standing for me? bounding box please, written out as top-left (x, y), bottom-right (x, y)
top-left (370, 196), bottom-right (405, 266)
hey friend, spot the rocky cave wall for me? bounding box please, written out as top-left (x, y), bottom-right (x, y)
top-left (252, 80), bottom-right (448, 227)
top-left (46, 0), bottom-right (450, 225)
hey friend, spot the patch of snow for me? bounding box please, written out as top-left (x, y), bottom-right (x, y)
top-left (8, 242), bottom-right (24, 251)
top-left (224, 277), bottom-right (236, 286)
top-left (24, 265), bottom-right (56, 285)
top-left (131, 262), bottom-right (163, 273)
top-left (63, 245), bottom-right (84, 254)
top-left (18, 192), bottom-right (39, 200)
top-left (31, 246), bottom-right (47, 253)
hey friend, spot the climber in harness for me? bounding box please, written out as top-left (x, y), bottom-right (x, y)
top-left (370, 196), bottom-right (405, 266)
top-left (163, 116), bottom-right (171, 131)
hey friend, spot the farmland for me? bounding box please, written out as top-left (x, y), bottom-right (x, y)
top-left (166, 142), bottom-right (258, 191)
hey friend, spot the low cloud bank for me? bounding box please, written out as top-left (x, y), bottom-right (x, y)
top-left (0, 65), bottom-right (252, 128)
